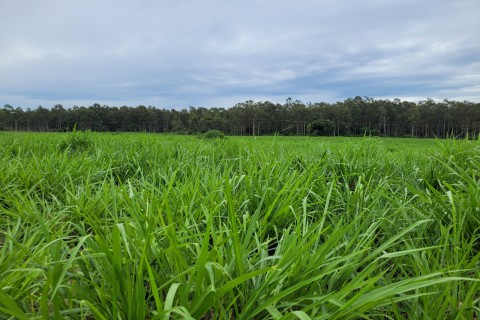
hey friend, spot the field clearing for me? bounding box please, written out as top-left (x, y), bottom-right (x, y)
top-left (0, 132), bottom-right (479, 319)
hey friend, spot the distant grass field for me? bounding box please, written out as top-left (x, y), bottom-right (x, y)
top-left (0, 132), bottom-right (479, 319)
top-left (236, 135), bottom-right (440, 152)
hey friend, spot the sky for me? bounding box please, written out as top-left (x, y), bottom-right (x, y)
top-left (1, 0), bottom-right (479, 109)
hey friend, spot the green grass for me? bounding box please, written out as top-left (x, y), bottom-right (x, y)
top-left (0, 132), bottom-right (479, 319)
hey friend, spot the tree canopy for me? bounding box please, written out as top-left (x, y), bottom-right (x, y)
top-left (2, 97), bottom-right (479, 138)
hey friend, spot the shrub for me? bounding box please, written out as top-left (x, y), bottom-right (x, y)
top-left (307, 119), bottom-right (335, 136)
top-left (199, 130), bottom-right (226, 140)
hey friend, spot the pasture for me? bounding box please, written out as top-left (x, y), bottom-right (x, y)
top-left (0, 132), bottom-right (479, 319)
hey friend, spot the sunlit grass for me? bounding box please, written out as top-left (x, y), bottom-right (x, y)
top-left (0, 133), bottom-right (479, 319)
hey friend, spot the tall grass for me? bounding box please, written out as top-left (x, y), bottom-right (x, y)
top-left (0, 133), bottom-right (479, 319)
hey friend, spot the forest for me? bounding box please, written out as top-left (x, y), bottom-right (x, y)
top-left (1, 96), bottom-right (480, 138)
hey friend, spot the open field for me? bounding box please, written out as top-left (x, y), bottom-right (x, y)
top-left (0, 132), bottom-right (479, 319)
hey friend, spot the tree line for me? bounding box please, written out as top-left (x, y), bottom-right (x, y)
top-left (1, 96), bottom-right (480, 138)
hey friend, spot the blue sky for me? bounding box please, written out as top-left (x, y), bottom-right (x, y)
top-left (1, 0), bottom-right (479, 109)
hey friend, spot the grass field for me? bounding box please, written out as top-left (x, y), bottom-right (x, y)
top-left (0, 132), bottom-right (479, 319)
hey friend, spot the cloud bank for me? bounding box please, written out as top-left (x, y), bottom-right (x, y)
top-left (1, 0), bottom-right (479, 108)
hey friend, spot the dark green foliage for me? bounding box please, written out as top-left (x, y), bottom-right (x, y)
top-left (307, 119), bottom-right (336, 136)
top-left (2, 97), bottom-right (480, 138)
top-left (198, 129), bottom-right (226, 140)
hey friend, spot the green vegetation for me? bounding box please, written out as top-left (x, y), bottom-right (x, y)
top-left (57, 127), bottom-right (95, 153)
top-left (0, 133), bottom-right (479, 319)
top-left (307, 119), bottom-right (336, 136)
top-left (2, 96), bottom-right (480, 138)
top-left (198, 130), bottom-right (226, 140)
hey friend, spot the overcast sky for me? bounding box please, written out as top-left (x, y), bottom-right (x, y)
top-left (1, 0), bottom-right (479, 109)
